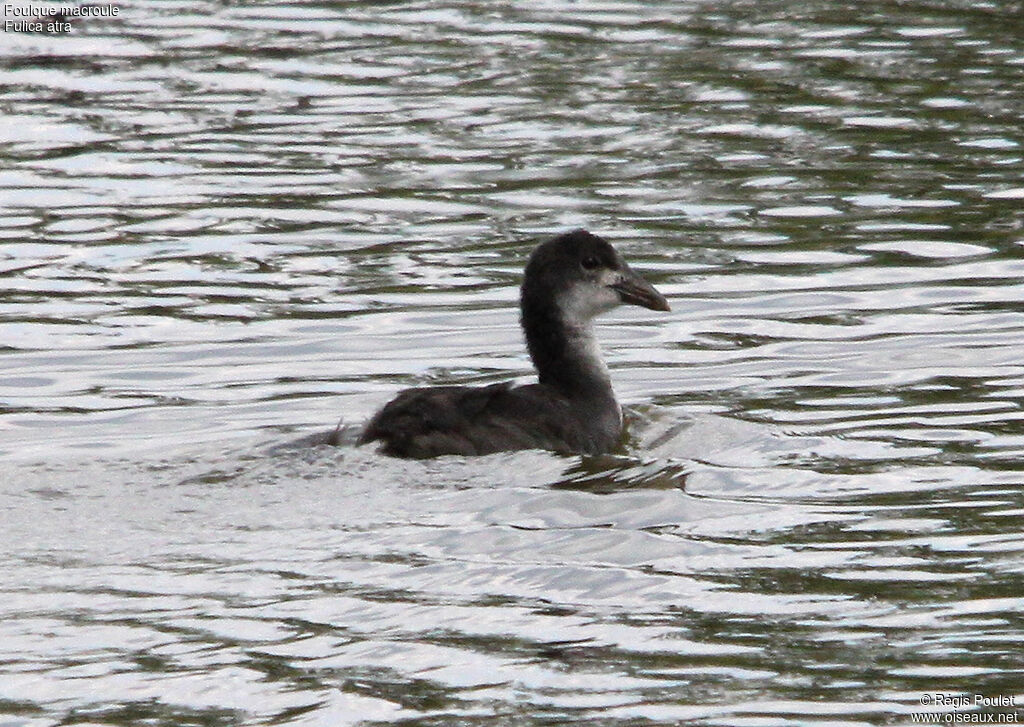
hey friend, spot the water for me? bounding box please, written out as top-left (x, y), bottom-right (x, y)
top-left (2, 0), bottom-right (1024, 724)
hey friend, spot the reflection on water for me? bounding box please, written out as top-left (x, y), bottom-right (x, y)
top-left (2, 0), bottom-right (1024, 724)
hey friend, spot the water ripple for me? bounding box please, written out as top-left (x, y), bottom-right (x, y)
top-left (3, 0), bottom-right (1024, 724)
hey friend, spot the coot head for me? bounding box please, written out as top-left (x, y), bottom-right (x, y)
top-left (521, 229), bottom-right (670, 325)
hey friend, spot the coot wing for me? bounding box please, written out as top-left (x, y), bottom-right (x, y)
top-left (359, 382), bottom-right (588, 458)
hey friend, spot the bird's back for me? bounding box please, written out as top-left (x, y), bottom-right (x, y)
top-left (358, 382), bottom-right (621, 458)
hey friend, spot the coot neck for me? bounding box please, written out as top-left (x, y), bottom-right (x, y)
top-left (520, 293), bottom-right (615, 402)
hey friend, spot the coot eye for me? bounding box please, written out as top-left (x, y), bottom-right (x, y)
top-left (580, 256), bottom-right (601, 270)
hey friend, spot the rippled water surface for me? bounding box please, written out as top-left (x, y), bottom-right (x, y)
top-left (3, 1), bottom-right (1024, 724)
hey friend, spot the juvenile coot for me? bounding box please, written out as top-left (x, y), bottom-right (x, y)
top-left (359, 229), bottom-right (670, 458)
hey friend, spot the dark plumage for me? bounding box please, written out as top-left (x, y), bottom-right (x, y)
top-left (358, 229), bottom-right (670, 458)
